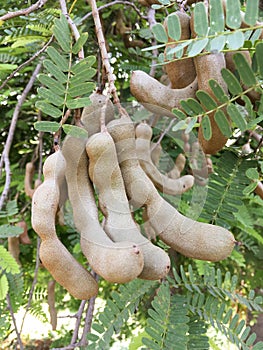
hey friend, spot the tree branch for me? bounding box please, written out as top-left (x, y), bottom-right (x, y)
top-left (6, 294), bottom-right (24, 350)
top-left (0, 62), bottom-right (42, 210)
top-left (0, 0), bottom-right (48, 21)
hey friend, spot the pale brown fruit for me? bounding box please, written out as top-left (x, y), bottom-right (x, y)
top-left (163, 11), bottom-right (196, 88)
top-left (135, 122), bottom-right (194, 195)
top-left (25, 162), bottom-right (35, 198)
top-left (107, 116), bottom-right (236, 262)
top-left (86, 131), bottom-right (170, 280)
top-left (130, 70), bottom-right (198, 116)
top-left (17, 221), bottom-right (31, 245)
top-left (47, 280), bottom-right (57, 331)
top-left (32, 150), bottom-right (98, 299)
top-left (167, 153), bottom-right (186, 179)
top-left (8, 236), bottom-right (21, 265)
top-left (62, 136), bottom-right (144, 283)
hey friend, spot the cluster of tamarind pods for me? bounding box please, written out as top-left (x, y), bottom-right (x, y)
top-left (29, 91), bottom-right (236, 300)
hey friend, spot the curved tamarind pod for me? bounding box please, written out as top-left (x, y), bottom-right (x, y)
top-left (48, 280), bottom-right (57, 331)
top-left (17, 221), bottom-right (31, 245)
top-left (255, 182), bottom-right (263, 199)
top-left (81, 92), bottom-right (115, 136)
top-left (130, 70), bottom-right (198, 116)
top-left (86, 131), bottom-right (170, 280)
top-left (25, 162), bottom-right (36, 198)
top-left (8, 237), bottom-right (21, 265)
top-left (164, 11), bottom-right (196, 89)
top-left (225, 51), bottom-right (261, 104)
top-left (107, 116), bottom-right (236, 262)
top-left (32, 150), bottom-right (98, 299)
top-left (167, 154), bottom-right (186, 179)
top-left (194, 52), bottom-right (230, 154)
top-left (135, 122), bottom-right (194, 195)
top-left (151, 142), bottom-right (162, 166)
top-left (62, 136), bottom-right (144, 283)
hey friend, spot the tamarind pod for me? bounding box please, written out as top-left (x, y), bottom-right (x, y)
top-left (194, 53), bottom-right (230, 154)
top-left (130, 70), bottom-right (198, 116)
top-left (86, 131), bottom-right (170, 280)
top-left (135, 123), bottom-right (194, 195)
top-left (17, 221), bottom-right (31, 245)
top-left (8, 236), bottom-right (21, 265)
top-left (62, 136), bottom-right (144, 283)
top-left (164, 11), bottom-right (196, 89)
top-left (47, 280), bottom-right (57, 331)
top-left (34, 179), bottom-right (42, 189)
top-left (107, 116), bottom-right (236, 262)
top-left (32, 151), bottom-right (98, 299)
top-left (81, 92), bottom-right (115, 137)
top-left (255, 182), bottom-right (263, 199)
top-left (142, 208), bottom-right (157, 241)
top-left (225, 51), bottom-right (261, 104)
top-left (167, 154), bottom-right (186, 179)
top-left (25, 162), bottom-right (36, 198)
top-left (151, 142), bottom-right (162, 166)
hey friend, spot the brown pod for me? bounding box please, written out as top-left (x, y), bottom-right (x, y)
top-left (25, 162), bottom-right (35, 198)
top-left (47, 280), bottom-right (57, 331)
top-left (8, 236), bottom-right (21, 265)
top-left (32, 150), bottom-right (98, 300)
top-left (107, 116), bottom-right (235, 262)
top-left (130, 70), bottom-right (198, 116)
top-left (163, 11), bottom-right (196, 89)
top-left (17, 221), bottom-right (31, 245)
top-left (194, 52), bottom-right (230, 154)
top-left (135, 122), bottom-right (194, 195)
top-left (81, 92), bottom-right (115, 136)
top-left (255, 182), bottom-right (263, 199)
top-left (86, 131), bottom-right (170, 280)
top-left (63, 136), bottom-right (144, 283)
top-left (167, 153), bottom-right (186, 179)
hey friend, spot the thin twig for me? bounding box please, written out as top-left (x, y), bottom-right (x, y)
top-left (59, 0), bottom-right (84, 59)
top-left (89, 0), bottom-right (127, 116)
top-left (147, 8), bottom-right (158, 77)
top-left (19, 237), bottom-right (41, 334)
top-left (0, 36), bottom-right (53, 91)
top-left (6, 294), bottom-right (24, 350)
top-left (152, 118), bottom-right (175, 151)
top-left (70, 300), bottom-right (87, 345)
top-left (0, 0), bottom-right (48, 21)
top-left (0, 62), bottom-right (43, 210)
top-left (81, 0), bottom-right (146, 23)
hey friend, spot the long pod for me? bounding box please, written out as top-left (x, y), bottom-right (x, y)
top-left (62, 136), bottom-right (144, 283)
top-left (86, 131), bottom-right (170, 280)
top-left (32, 150), bottom-right (98, 300)
top-left (135, 122), bottom-right (194, 195)
top-left (107, 116), bottom-right (236, 262)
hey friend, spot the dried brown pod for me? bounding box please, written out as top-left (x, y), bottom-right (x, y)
top-left (47, 280), bottom-right (57, 331)
top-left (8, 236), bottom-right (21, 265)
top-left (17, 221), bottom-right (31, 245)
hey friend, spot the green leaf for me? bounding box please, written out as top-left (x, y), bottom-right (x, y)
top-left (167, 14), bottom-right (181, 41)
top-left (214, 109), bottom-right (232, 137)
top-left (70, 67), bottom-right (97, 85)
top-left (209, 35), bottom-right (226, 52)
top-left (71, 56), bottom-right (97, 75)
top-left (0, 245), bottom-right (20, 274)
top-left (196, 90), bottom-right (218, 110)
top-left (184, 98), bottom-right (205, 114)
top-left (244, 0), bottom-right (259, 26)
top-left (34, 121), bottom-right (60, 133)
top-left (0, 275), bottom-right (9, 301)
top-left (38, 74), bottom-right (65, 95)
top-left (72, 32), bottom-right (89, 54)
top-left (152, 23), bottom-right (168, 43)
top-left (209, 0), bottom-right (225, 34)
top-left (68, 82), bottom-right (95, 98)
top-left (0, 224), bottom-right (23, 238)
top-left (188, 38), bottom-right (209, 56)
top-left (194, 2), bottom-right (208, 36)
top-left (233, 53), bottom-right (257, 87)
top-left (0, 63), bottom-right (18, 71)
top-left (165, 40), bottom-right (191, 57)
top-left (37, 87), bottom-right (65, 107)
top-left (201, 115), bottom-right (212, 140)
top-left (43, 59), bottom-right (68, 83)
top-left (62, 125), bottom-right (88, 138)
top-left (245, 168), bottom-right (259, 180)
top-left (221, 68), bottom-right (243, 95)
top-left (209, 79), bottom-right (229, 103)
top-left (172, 120), bottom-right (187, 132)
top-left (35, 101), bottom-right (62, 118)
top-left (53, 15), bottom-right (71, 53)
top-left (185, 116), bottom-right (198, 133)
top-left (172, 108), bottom-right (187, 120)
top-left (227, 103), bottom-right (247, 131)
top-left (66, 97), bottom-right (92, 109)
top-left (225, 0), bottom-right (241, 29)
top-left (226, 31), bottom-right (244, 50)
top-left (256, 42), bottom-right (263, 78)
top-left (46, 46), bottom-right (69, 72)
